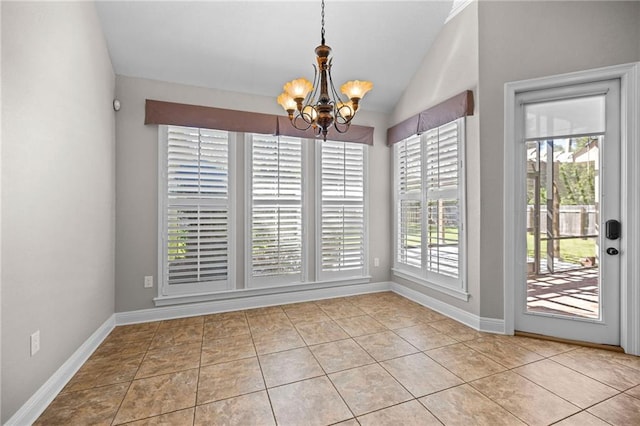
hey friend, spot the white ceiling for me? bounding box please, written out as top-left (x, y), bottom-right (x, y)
top-left (96, 1), bottom-right (454, 113)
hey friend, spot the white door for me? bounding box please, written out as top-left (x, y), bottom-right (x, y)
top-left (514, 79), bottom-right (621, 345)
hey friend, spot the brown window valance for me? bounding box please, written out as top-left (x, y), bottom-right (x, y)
top-left (145, 99), bottom-right (374, 145)
top-left (386, 90), bottom-right (474, 146)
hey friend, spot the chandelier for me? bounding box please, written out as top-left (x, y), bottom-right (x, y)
top-left (277, 0), bottom-right (373, 141)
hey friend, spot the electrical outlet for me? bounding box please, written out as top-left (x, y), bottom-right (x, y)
top-left (144, 275), bottom-right (154, 288)
top-left (30, 330), bottom-right (40, 356)
top-left (374, 257), bottom-right (380, 267)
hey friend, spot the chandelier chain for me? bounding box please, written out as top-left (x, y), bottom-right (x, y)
top-left (321, 0), bottom-right (325, 45)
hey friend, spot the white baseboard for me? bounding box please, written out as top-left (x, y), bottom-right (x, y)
top-left (5, 315), bottom-right (116, 426)
top-left (390, 282), bottom-right (505, 334)
top-left (117, 281), bottom-right (393, 325)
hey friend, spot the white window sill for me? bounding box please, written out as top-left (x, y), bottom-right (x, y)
top-left (154, 276), bottom-right (372, 306)
top-left (392, 268), bottom-right (470, 301)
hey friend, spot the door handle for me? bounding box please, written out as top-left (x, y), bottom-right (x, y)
top-left (606, 220), bottom-right (621, 240)
top-left (606, 247), bottom-right (619, 255)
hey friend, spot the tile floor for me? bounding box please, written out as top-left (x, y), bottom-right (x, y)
top-left (36, 292), bottom-right (640, 425)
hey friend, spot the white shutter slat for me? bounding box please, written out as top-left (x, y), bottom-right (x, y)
top-left (164, 125), bottom-right (230, 290)
top-left (321, 141), bottom-right (365, 274)
top-left (251, 135), bottom-right (303, 280)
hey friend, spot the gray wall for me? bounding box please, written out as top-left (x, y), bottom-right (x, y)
top-left (389, 3), bottom-right (481, 315)
top-left (477, 0), bottom-right (640, 318)
top-left (115, 76), bottom-right (391, 312)
top-left (1, 2), bottom-right (115, 421)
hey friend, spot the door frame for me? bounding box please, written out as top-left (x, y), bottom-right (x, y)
top-left (503, 62), bottom-right (640, 355)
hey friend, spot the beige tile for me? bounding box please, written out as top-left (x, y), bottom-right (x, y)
top-left (200, 334), bottom-right (255, 365)
top-left (247, 312), bottom-right (296, 335)
top-left (464, 337), bottom-right (543, 368)
top-left (318, 301), bottom-right (366, 319)
top-left (109, 322), bottom-right (160, 338)
top-left (136, 342), bottom-right (201, 379)
top-left (428, 318), bottom-right (485, 341)
top-left (63, 351), bottom-right (144, 392)
top-left (604, 349), bottom-right (640, 372)
top-left (554, 411), bottom-right (611, 426)
top-left (511, 335), bottom-right (577, 357)
top-left (203, 316), bottom-right (249, 340)
top-left (514, 359), bottom-right (618, 408)
top-left (471, 371), bottom-right (580, 425)
top-left (268, 376), bottom-right (353, 426)
top-left (197, 357), bottom-right (265, 404)
top-left (34, 382), bottom-right (128, 426)
top-left (627, 384), bottom-right (640, 400)
top-left (252, 328), bottom-right (306, 355)
top-left (296, 319), bottom-right (349, 345)
top-left (127, 408), bottom-right (195, 426)
top-left (333, 420), bottom-right (359, 426)
top-left (91, 338), bottom-right (151, 359)
top-left (150, 324), bottom-right (204, 349)
top-left (357, 400), bottom-right (441, 426)
top-left (203, 310), bottom-right (247, 323)
top-left (410, 305), bottom-right (448, 323)
top-left (426, 343), bottom-right (506, 381)
top-left (112, 369), bottom-right (198, 424)
top-left (381, 353), bottom-right (463, 397)
top-left (195, 391), bottom-right (275, 426)
top-left (285, 306), bottom-right (332, 325)
top-left (394, 323), bottom-right (457, 350)
top-left (419, 384), bottom-right (525, 425)
top-left (158, 316), bottom-right (205, 330)
top-left (244, 305), bottom-right (285, 317)
top-left (354, 331), bottom-right (418, 361)
top-left (588, 393), bottom-right (640, 425)
top-left (104, 328), bottom-right (157, 346)
top-left (281, 301), bottom-right (319, 311)
top-left (260, 347), bottom-right (324, 387)
top-left (335, 315), bottom-right (387, 337)
top-left (329, 363), bottom-right (412, 416)
top-left (369, 310), bottom-right (423, 329)
top-left (310, 338), bottom-right (375, 373)
top-left (552, 348), bottom-right (640, 390)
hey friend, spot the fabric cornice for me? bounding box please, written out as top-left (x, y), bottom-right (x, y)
top-left (145, 99), bottom-right (277, 135)
top-left (145, 99), bottom-right (374, 145)
top-left (386, 90), bottom-right (474, 146)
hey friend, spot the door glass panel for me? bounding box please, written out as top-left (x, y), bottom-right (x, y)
top-left (525, 95), bottom-right (605, 139)
top-left (526, 136), bottom-right (601, 319)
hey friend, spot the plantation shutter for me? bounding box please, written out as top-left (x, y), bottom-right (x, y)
top-left (424, 120), bottom-right (460, 278)
top-left (250, 134), bottom-right (303, 286)
top-left (320, 141), bottom-right (366, 277)
top-left (396, 135), bottom-right (422, 268)
top-left (163, 126), bottom-right (230, 295)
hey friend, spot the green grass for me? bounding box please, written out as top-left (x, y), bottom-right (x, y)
top-left (405, 227), bottom-right (459, 248)
top-left (527, 234), bottom-right (597, 264)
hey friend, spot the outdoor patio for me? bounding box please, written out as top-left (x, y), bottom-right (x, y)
top-left (527, 267), bottom-right (599, 319)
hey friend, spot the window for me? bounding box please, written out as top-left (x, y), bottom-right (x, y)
top-left (248, 134), bottom-right (303, 287)
top-left (394, 118), bottom-right (466, 294)
top-left (159, 125), bottom-right (232, 296)
top-left (159, 125), bottom-right (369, 301)
top-left (318, 141), bottom-right (367, 279)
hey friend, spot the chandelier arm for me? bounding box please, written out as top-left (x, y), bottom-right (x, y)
top-left (304, 64), bottom-right (321, 109)
top-left (291, 114), bottom-right (314, 131)
top-left (332, 120), bottom-right (351, 134)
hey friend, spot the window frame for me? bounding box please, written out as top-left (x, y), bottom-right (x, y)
top-left (392, 118), bottom-right (468, 300)
top-left (157, 125), bottom-right (236, 299)
top-left (245, 133), bottom-right (305, 289)
top-left (315, 140), bottom-right (369, 282)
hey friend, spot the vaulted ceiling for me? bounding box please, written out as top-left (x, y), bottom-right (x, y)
top-left (96, 1), bottom-right (454, 113)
